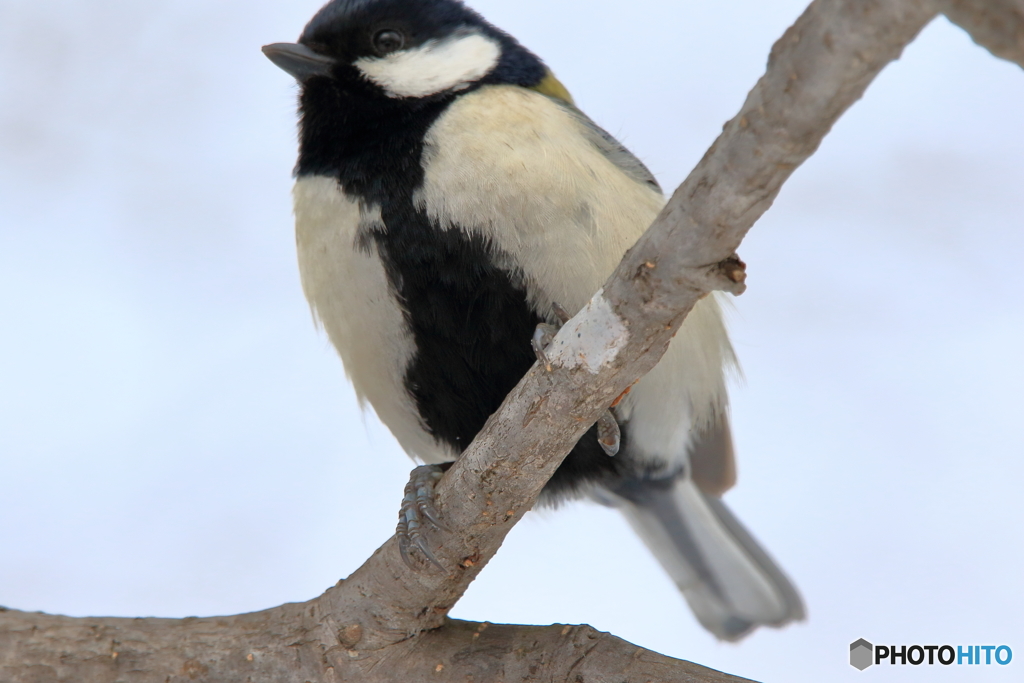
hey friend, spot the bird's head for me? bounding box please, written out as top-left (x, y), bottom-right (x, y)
top-left (262, 0), bottom-right (572, 104)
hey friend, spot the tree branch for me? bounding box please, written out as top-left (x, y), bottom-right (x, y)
top-left (0, 607), bottom-right (750, 683)
top-left (941, 0), bottom-right (1024, 69)
top-left (1, 0), bottom-right (957, 680)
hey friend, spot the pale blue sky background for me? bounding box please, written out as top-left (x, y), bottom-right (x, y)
top-left (1, 1), bottom-right (1022, 680)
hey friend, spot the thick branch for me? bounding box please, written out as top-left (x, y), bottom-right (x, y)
top-left (941, 0), bottom-right (1024, 69)
top-left (0, 607), bottom-right (749, 683)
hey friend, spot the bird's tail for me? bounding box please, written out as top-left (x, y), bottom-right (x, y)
top-left (602, 474), bottom-right (804, 641)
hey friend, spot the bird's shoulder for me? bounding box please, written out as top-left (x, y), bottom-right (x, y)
top-left (426, 81), bottom-right (661, 193)
top-left (416, 83), bottom-right (666, 314)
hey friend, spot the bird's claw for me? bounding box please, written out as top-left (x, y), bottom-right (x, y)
top-left (396, 464), bottom-right (448, 571)
top-left (551, 301), bottom-right (571, 324)
top-left (597, 410), bottom-right (620, 456)
top-left (532, 301), bottom-right (570, 371)
top-left (531, 323), bottom-right (559, 372)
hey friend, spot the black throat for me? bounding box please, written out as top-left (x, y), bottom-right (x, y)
top-left (295, 70), bottom-right (454, 194)
top-left (296, 78), bottom-right (622, 499)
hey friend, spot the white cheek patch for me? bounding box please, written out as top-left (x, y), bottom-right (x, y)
top-left (355, 33), bottom-right (501, 98)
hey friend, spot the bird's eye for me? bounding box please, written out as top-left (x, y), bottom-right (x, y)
top-left (373, 29), bottom-right (405, 55)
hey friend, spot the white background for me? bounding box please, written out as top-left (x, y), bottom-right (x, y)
top-left (1, 1), bottom-right (1022, 680)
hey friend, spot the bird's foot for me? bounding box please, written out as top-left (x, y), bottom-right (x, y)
top-left (397, 464), bottom-right (450, 571)
top-left (596, 410), bottom-right (620, 456)
top-left (530, 322), bottom-right (560, 372)
top-left (531, 302), bottom-right (620, 456)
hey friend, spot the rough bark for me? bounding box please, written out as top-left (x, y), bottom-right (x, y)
top-left (0, 607), bottom-right (748, 683)
top-left (0, 0), bottom-right (964, 681)
top-left (941, 0), bottom-right (1024, 69)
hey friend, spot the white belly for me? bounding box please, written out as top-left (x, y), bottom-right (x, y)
top-left (293, 175), bottom-right (452, 464)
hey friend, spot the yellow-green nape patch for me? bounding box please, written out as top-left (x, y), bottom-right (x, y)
top-left (529, 70), bottom-right (574, 105)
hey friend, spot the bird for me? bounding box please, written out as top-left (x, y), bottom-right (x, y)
top-left (262, 0), bottom-right (804, 641)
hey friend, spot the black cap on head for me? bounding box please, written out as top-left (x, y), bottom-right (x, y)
top-left (263, 0), bottom-right (547, 94)
top-left (300, 0), bottom-right (484, 64)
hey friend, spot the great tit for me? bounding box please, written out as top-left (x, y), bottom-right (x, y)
top-left (263, 0), bottom-right (804, 641)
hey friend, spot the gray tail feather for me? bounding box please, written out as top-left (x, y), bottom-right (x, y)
top-left (602, 475), bottom-right (804, 641)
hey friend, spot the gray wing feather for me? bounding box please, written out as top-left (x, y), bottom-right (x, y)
top-left (688, 414), bottom-right (738, 496)
top-left (551, 99), bottom-right (662, 192)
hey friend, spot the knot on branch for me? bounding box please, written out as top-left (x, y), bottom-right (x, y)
top-left (338, 623), bottom-right (363, 648)
top-left (685, 254), bottom-right (748, 296)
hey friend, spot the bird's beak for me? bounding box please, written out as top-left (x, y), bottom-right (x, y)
top-left (262, 43), bottom-right (336, 81)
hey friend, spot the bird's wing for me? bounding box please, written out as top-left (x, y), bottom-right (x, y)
top-left (527, 70), bottom-right (660, 191)
top-left (555, 102), bottom-right (662, 192)
top-left (688, 413), bottom-right (738, 496)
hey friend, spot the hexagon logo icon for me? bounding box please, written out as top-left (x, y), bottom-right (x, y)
top-left (850, 639), bottom-right (874, 670)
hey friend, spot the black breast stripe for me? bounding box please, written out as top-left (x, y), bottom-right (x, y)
top-left (296, 77), bottom-right (622, 498)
